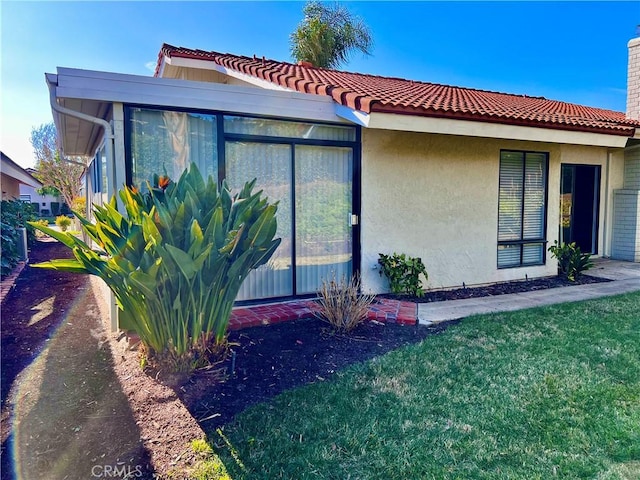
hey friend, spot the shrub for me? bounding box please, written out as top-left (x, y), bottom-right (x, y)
top-left (1, 200), bottom-right (37, 277)
top-left (29, 163), bottom-right (280, 374)
top-left (548, 240), bottom-right (593, 281)
top-left (378, 252), bottom-right (428, 297)
top-left (32, 219), bottom-right (50, 238)
top-left (315, 273), bottom-right (375, 332)
top-left (55, 215), bottom-right (72, 232)
top-left (71, 196), bottom-right (86, 215)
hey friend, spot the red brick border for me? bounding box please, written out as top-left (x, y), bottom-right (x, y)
top-left (229, 298), bottom-right (417, 331)
top-left (0, 261), bottom-right (26, 305)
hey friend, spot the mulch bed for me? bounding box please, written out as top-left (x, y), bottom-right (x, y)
top-left (180, 271), bottom-right (611, 435)
top-left (379, 273), bottom-right (610, 303)
top-left (178, 317), bottom-right (454, 433)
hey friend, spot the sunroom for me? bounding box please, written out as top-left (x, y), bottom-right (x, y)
top-left (47, 68), bottom-right (361, 327)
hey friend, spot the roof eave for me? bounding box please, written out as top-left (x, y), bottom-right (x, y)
top-left (366, 110), bottom-right (631, 148)
top-left (369, 105), bottom-right (636, 138)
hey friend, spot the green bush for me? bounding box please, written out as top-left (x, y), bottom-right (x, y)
top-left (71, 196), bottom-right (86, 215)
top-left (55, 215), bottom-right (72, 232)
top-left (378, 252), bottom-right (428, 297)
top-left (548, 240), bottom-right (593, 281)
top-left (1, 200), bottom-right (36, 277)
top-left (29, 163), bottom-right (280, 374)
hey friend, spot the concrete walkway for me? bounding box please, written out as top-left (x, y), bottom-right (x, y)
top-left (418, 259), bottom-right (640, 325)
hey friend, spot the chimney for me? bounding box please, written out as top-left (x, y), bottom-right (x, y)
top-left (627, 36), bottom-right (640, 119)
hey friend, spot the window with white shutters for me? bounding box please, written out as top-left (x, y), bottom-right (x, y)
top-left (497, 150), bottom-right (548, 268)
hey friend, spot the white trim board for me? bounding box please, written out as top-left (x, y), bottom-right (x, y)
top-left (365, 112), bottom-right (629, 148)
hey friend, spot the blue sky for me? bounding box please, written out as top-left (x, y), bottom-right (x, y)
top-left (1, 1), bottom-right (638, 168)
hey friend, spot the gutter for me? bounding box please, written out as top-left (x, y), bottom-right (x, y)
top-left (46, 73), bottom-right (115, 165)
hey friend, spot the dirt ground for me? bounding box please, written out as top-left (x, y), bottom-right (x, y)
top-left (1, 240), bottom-right (204, 479)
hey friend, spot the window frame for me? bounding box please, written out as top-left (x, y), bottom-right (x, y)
top-left (123, 104), bottom-right (362, 303)
top-left (497, 149), bottom-right (549, 269)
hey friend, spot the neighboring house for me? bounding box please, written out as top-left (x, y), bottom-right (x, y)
top-left (45, 38), bottom-right (640, 324)
top-left (19, 169), bottom-right (64, 216)
top-left (1, 152), bottom-right (42, 200)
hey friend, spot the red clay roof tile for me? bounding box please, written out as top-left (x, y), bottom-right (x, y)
top-left (156, 43), bottom-right (638, 136)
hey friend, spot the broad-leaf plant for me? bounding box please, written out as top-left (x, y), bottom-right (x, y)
top-left (30, 163), bottom-right (280, 373)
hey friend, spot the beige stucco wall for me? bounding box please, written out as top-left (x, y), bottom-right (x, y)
top-left (361, 129), bottom-right (625, 293)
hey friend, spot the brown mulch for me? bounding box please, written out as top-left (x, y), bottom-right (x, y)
top-left (378, 273), bottom-right (610, 303)
top-left (178, 270), bottom-right (611, 436)
top-left (178, 317), bottom-right (452, 434)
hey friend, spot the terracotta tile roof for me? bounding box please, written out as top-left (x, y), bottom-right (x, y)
top-left (157, 43), bottom-right (638, 136)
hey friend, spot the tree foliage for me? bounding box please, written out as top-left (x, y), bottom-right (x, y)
top-left (30, 123), bottom-right (84, 208)
top-left (290, 1), bottom-right (373, 69)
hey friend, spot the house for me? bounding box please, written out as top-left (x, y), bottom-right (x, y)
top-left (1, 152), bottom-right (42, 200)
top-left (46, 38), bottom-right (640, 327)
top-left (19, 171), bottom-right (65, 217)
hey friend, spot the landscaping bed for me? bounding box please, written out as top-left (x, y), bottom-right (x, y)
top-left (178, 317), bottom-right (454, 431)
top-left (3, 238), bottom-right (619, 478)
top-left (380, 272), bottom-right (610, 303)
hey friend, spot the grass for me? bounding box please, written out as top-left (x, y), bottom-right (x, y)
top-left (202, 292), bottom-right (640, 479)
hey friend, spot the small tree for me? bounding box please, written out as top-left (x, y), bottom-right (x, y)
top-left (30, 123), bottom-right (84, 209)
top-left (290, 1), bottom-right (373, 69)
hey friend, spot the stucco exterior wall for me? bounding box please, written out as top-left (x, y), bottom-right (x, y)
top-left (360, 129), bottom-right (623, 293)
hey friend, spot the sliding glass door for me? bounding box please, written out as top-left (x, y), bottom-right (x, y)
top-left (226, 142), bottom-right (293, 300)
top-left (226, 142), bottom-right (354, 300)
top-left (295, 145), bottom-right (353, 294)
top-left (127, 106), bottom-right (359, 302)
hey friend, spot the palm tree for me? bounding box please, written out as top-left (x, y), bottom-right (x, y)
top-left (290, 1), bottom-right (373, 69)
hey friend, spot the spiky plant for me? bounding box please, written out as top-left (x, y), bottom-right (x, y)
top-left (315, 272), bottom-right (375, 333)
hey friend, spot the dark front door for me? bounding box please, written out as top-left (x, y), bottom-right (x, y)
top-left (560, 164), bottom-right (600, 254)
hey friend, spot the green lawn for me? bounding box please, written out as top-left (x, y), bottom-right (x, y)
top-left (206, 292), bottom-right (640, 479)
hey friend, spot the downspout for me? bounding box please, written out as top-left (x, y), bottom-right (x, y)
top-left (47, 75), bottom-right (119, 332)
top-left (47, 77), bottom-right (115, 168)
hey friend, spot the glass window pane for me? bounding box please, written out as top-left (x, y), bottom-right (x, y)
top-left (100, 146), bottom-right (108, 204)
top-left (498, 244), bottom-right (521, 268)
top-left (523, 154), bottom-right (546, 240)
top-left (226, 142), bottom-right (293, 300)
top-left (295, 145), bottom-right (353, 294)
top-left (498, 152), bottom-right (523, 241)
top-left (522, 243), bottom-right (544, 265)
top-left (129, 108), bottom-right (217, 188)
top-left (224, 115), bottom-right (355, 141)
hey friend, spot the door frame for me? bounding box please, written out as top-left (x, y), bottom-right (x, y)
top-left (560, 163), bottom-right (601, 255)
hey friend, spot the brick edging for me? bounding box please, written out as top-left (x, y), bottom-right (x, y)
top-left (0, 261), bottom-right (27, 305)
